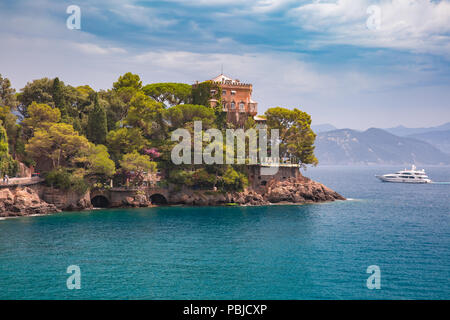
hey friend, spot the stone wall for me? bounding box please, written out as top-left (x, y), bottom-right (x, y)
top-left (39, 186), bottom-right (92, 211)
top-left (248, 165), bottom-right (300, 190)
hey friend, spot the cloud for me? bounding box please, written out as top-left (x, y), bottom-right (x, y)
top-left (72, 43), bottom-right (127, 55)
top-left (288, 0), bottom-right (450, 56)
top-left (0, 0), bottom-right (448, 129)
top-left (106, 3), bottom-right (178, 29)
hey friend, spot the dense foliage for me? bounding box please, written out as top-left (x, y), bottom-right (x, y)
top-left (0, 73), bottom-right (318, 192)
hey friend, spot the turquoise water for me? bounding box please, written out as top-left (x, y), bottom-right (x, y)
top-left (0, 166), bottom-right (449, 299)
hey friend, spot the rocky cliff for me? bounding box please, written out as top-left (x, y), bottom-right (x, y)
top-left (169, 175), bottom-right (345, 206)
top-left (264, 175), bottom-right (345, 203)
top-left (0, 176), bottom-right (345, 217)
top-left (0, 187), bottom-right (60, 217)
top-left (41, 187), bottom-right (92, 211)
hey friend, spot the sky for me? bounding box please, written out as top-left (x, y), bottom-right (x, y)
top-left (0, 0), bottom-right (449, 130)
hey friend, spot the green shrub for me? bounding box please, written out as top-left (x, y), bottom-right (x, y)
top-left (220, 166), bottom-right (248, 192)
top-left (45, 168), bottom-right (89, 194)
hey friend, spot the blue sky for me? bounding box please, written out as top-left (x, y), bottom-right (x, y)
top-left (0, 0), bottom-right (449, 129)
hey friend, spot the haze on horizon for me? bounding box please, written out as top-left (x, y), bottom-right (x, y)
top-left (0, 0), bottom-right (449, 130)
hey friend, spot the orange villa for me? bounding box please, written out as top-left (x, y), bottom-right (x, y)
top-left (196, 74), bottom-right (264, 127)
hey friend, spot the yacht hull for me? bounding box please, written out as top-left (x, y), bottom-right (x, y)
top-left (376, 176), bottom-right (431, 184)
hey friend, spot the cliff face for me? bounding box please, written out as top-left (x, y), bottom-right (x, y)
top-left (168, 176), bottom-right (345, 206)
top-left (0, 175), bottom-right (345, 217)
top-left (0, 187), bottom-right (60, 217)
top-left (264, 176), bottom-right (345, 203)
top-left (41, 187), bottom-right (92, 211)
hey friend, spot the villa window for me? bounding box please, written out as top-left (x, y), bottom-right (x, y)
top-left (231, 102), bottom-right (235, 109)
top-left (239, 102), bottom-right (245, 111)
top-left (231, 90), bottom-right (236, 95)
top-left (222, 90), bottom-right (226, 95)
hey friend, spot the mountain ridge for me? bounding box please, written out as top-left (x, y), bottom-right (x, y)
top-left (314, 127), bottom-right (450, 165)
top-left (407, 130), bottom-right (450, 155)
top-left (384, 122), bottom-right (450, 137)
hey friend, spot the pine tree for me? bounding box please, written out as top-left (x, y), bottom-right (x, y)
top-left (87, 94), bottom-right (108, 145)
top-left (0, 122), bottom-right (16, 176)
top-left (52, 77), bottom-right (68, 120)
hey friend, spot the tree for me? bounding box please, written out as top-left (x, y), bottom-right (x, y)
top-left (0, 123), bottom-right (17, 176)
top-left (119, 151), bottom-right (156, 186)
top-left (26, 123), bottom-right (90, 169)
top-left (52, 77), bottom-right (68, 119)
top-left (17, 78), bottom-right (54, 119)
top-left (124, 92), bottom-right (166, 138)
top-left (190, 81), bottom-right (226, 128)
top-left (22, 102), bottom-right (61, 137)
top-left (99, 89), bottom-right (127, 131)
top-left (164, 104), bottom-right (216, 129)
top-left (74, 143), bottom-right (115, 178)
top-left (0, 105), bottom-right (20, 155)
top-left (113, 72), bottom-right (142, 91)
top-left (191, 81), bottom-right (221, 108)
top-left (220, 166), bottom-right (248, 191)
top-left (143, 83), bottom-right (192, 107)
top-left (87, 144), bottom-right (116, 177)
top-left (87, 94), bottom-right (108, 145)
top-left (265, 107), bottom-right (318, 166)
top-left (106, 127), bottom-right (147, 162)
top-left (0, 74), bottom-right (18, 110)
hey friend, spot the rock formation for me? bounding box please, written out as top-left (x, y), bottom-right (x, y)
top-left (264, 176), bottom-right (345, 204)
top-left (169, 175), bottom-right (345, 206)
top-left (122, 194), bottom-right (151, 207)
top-left (0, 175), bottom-right (345, 217)
top-left (0, 187), bottom-right (60, 217)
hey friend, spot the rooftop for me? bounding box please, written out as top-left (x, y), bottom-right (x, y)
top-left (210, 74), bottom-right (252, 87)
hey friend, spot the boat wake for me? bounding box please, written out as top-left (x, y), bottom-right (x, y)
top-left (345, 198), bottom-right (363, 201)
top-left (431, 182), bottom-right (450, 185)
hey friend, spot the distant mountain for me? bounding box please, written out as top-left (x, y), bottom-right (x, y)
top-left (315, 128), bottom-right (450, 165)
top-left (408, 130), bottom-right (450, 155)
top-left (312, 123), bottom-right (337, 133)
top-left (385, 122), bottom-right (450, 137)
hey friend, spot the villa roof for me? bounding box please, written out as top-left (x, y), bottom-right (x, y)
top-left (212, 74), bottom-right (233, 82)
top-left (211, 74), bottom-right (238, 83)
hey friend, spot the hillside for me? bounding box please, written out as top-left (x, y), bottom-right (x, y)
top-left (315, 128), bottom-right (450, 165)
top-left (385, 122), bottom-right (450, 137)
top-left (408, 130), bottom-right (450, 155)
top-left (312, 123), bottom-right (337, 133)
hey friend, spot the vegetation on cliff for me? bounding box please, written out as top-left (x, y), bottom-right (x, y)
top-left (0, 73), bottom-right (318, 193)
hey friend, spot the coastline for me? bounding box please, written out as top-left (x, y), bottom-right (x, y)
top-left (0, 176), bottom-right (345, 218)
top-left (0, 200), bottom-right (349, 221)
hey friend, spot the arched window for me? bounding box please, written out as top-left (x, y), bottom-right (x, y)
top-left (239, 102), bottom-right (245, 111)
top-left (231, 102), bottom-right (235, 109)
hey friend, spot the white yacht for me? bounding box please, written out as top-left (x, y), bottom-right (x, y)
top-left (376, 165), bottom-right (432, 184)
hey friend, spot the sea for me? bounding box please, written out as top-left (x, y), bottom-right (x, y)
top-left (0, 166), bottom-right (449, 299)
